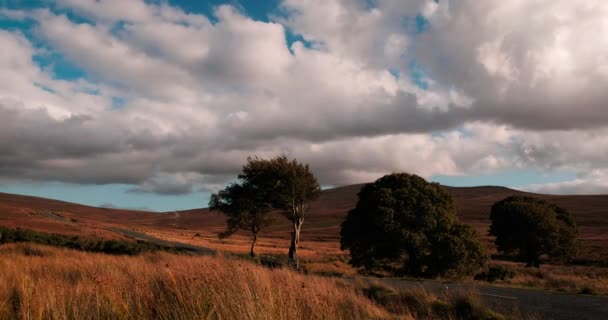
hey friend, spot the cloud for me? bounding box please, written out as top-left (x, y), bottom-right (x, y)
top-left (127, 172), bottom-right (231, 195)
top-left (127, 172), bottom-right (199, 195)
top-left (415, 0), bottom-right (608, 130)
top-left (521, 170), bottom-right (608, 195)
top-left (0, 0), bottom-right (607, 195)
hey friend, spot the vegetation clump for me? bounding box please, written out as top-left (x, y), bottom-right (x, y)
top-left (490, 196), bottom-right (578, 267)
top-left (475, 265), bottom-right (516, 282)
top-left (362, 283), bottom-right (506, 320)
top-left (0, 226), bottom-right (185, 255)
top-left (341, 173), bottom-right (487, 278)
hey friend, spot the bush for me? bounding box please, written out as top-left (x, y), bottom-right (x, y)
top-left (362, 283), bottom-right (397, 300)
top-left (475, 265), bottom-right (516, 282)
top-left (18, 244), bottom-right (49, 257)
top-left (450, 292), bottom-right (505, 320)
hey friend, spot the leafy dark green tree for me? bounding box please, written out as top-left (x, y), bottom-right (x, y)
top-left (424, 223), bottom-right (488, 277)
top-left (490, 196), bottom-right (578, 267)
top-left (240, 156), bottom-right (321, 261)
top-left (209, 183), bottom-right (273, 257)
top-left (340, 173), bottom-right (487, 278)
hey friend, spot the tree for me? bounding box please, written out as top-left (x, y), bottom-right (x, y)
top-left (240, 156), bottom-right (321, 261)
top-left (209, 182), bottom-right (273, 257)
top-left (490, 196), bottom-right (578, 267)
top-left (340, 173), bottom-right (487, 278)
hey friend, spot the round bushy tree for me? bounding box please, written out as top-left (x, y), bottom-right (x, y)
top-left (340, 173), bottom-right (487, 278)
top-left (490, 196), bottom-right (578, 267)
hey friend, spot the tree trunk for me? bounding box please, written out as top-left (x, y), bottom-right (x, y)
top-left (250, 232), bottom-right (258, 257)
top-left (288, 221), bottom-right (302, 261)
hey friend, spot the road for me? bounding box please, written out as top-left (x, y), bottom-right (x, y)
top-left (356, 277), bottom-right (608, 320)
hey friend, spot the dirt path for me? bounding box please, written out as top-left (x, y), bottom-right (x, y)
top-left (108, 227), bottom-right (216, 255)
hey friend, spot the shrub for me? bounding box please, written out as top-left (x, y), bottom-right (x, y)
top-left (449, 292), bottom-right (505, 320)
top-left (18, 244), bottom-right (48, 257)
top-left (362, 283), bottom-right (397, 300)
top-left (475, 265), bottom-right (516, 282)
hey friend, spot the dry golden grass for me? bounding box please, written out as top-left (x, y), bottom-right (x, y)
top-left (489, 262), bottom-right (608, 295)
top-left (145, 229), bottom-right (359, 276)
top-left (0, 243), bottom-right (396, 320)
top-left (354, 282), bottom-right (519, 320)
top-left (141, 228), bottom-right (608, 294)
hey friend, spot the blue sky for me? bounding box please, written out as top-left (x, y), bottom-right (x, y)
top-left (0, 0), bottom-right (606, 211)
top-left (0, 170), bottom-right (578, 212)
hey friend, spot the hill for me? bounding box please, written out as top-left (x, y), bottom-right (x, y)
top-left (0, 192), bottom-right (159, 239)
top-left (1, 184), bottom-right (608, 260)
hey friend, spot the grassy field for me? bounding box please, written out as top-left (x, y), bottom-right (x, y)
top-left (491, 262), bottom-right (608, 295)
top-left (2, 183), bottom-right (608, 298)
top-left (3, 184), bottom-right (608, 262)
top-left (0, 243), bottom-right (389, 320)
top-left (0, 243), bottom-right (524, 320)
top-left (142, 229), bottom-right (608, 295)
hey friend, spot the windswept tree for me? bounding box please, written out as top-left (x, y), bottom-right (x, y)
top-left (490, 196), bottom-right (578, 267)
top-left (209, 182), bottom-right (273, 257)
top-left (341, 173), bottom-right (487, 278)
top-left (240, 156), bottom-right (321, 261)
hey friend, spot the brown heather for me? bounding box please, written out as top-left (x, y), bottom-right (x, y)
top-left (0, 243), bottom-right (396, 320)
top-left (142, 230), bottom-right (608, 294)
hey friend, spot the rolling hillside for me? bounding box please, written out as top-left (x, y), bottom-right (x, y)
top-left (0, 192), bottom-right (162, 239)
top-left (2, 184), bottom-right (608, 260)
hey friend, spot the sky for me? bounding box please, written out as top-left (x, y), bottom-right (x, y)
top-left (0, 0), bottom-right (607, 211)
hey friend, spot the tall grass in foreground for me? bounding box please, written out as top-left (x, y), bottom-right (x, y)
top-left (0, 243), bottom-right (392, 320)
top-left (477, 262), bottom-right (608, 295)
top-left (361, 283), bottom-right (511, 320)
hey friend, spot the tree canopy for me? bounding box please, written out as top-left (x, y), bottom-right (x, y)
top-left (209, 182), bottom-right (273, 257)
top-left (238, 155), bottom-right (321, 261)
top-left (490, 196), bottom-right (578, 267)
top-left (340, 173), bottom-right (487, 278)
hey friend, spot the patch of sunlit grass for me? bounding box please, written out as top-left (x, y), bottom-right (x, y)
top-left (0, 243), bottom-right (390, 320)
